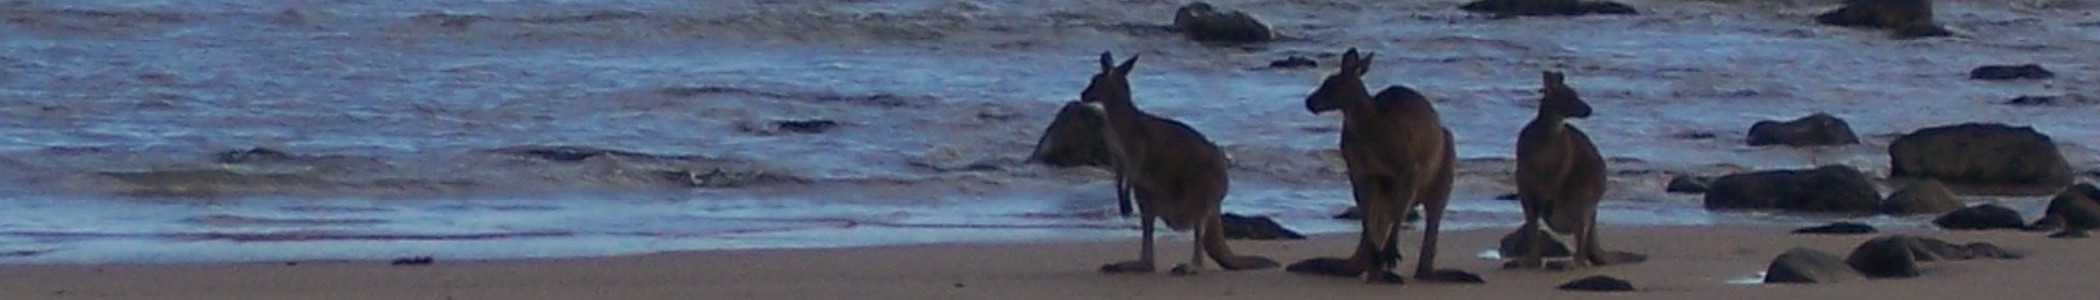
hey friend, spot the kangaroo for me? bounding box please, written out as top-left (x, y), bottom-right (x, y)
top-left (1080, 52), bottom-right (1278, 275)
top-left (1507, 71), bottom-right (1646, 270)
top-left (1283, 48), bottom-right (1461, 284)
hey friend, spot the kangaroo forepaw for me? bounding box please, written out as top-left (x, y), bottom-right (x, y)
top-left (1100, 260), bottom-right (1154, 274)
top-left (1170, 263), bottom-right (1204, 276)
top-left (1368, 270), bottom-right (1406, 284)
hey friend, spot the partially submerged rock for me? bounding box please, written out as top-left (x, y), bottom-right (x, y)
top-left (1815, 0), bottom-right (1952, 39)
top-left (1666, 175), bottom-right (1712, 194)
top-left (1970, 64), bottom-right (2055, 80)
top-left (1704, 165), bottom-right (1880, 213)
top-left (1027, 101), bottom-right (1114, 168)
top-left (1878, 180), bottom-right (1964, 215)
top-left (1932, 204), bottom-right (2026, 230)
top-left (1221, 213), bottom-right (1305, 240)
top-left (1173, 2), bottom-right (1273, 43)
top-left (1765, 247), bottom-right (1865, 284)
top-left (1889, 123), bottom-right (2074, 195)
top-left (1746, 113), bottom-right (1860, 147)
top-left (1459, 0), bottom-right (1639, 16)
top-left (1793, 222), bottom-right (1878, 235)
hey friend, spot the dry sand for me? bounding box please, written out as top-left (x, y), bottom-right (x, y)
top-left (1, 225), bottom-right (2093, 299)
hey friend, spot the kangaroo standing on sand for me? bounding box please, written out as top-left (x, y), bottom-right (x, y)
top-left (1507, 71), bottom-right (1646, 270)
top-left (1080, 52), bottom-right (1278, 275)
top-left (1284, 48), bottom-right (1463, 283)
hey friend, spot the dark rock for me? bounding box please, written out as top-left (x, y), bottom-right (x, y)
top-left (1498, 227), bottom-right (1573, 258)
top-left (1666, 175), bottom-right (1713, 194)
top-left (1889, 123), bottom-right (2074, 195)
top-left (1878, 180), bottom-right (1964, 215)
top-left (1331, 206), bottom-right (1422, 222)
top-left (1703, 165), bottom-right (1880, 213)
top-left (1970, 64), bottom-right (2055, 80)
top-left (2049, 230), bottom-right (2089, 239)
top-left (215, 147), bottom-right (298, 164)
top-left (1268, 56), bottom-right (1316, 69)
top-left (1932, 204), bottom-right (2026, 230)
top-left (2031, 183), bottom-right (2100, 233)
top-left (1422, 269), bottom-right (1487, 283)
top-left (1558, 275), bottom-right (1634, 291)
top-left (485, 145), bottom-right (711, 163)
top-left (1173, 2), bottom-right (1273, 43)
top-left (1846, 236), bottom-right (1921, 278)
top-left (774, 119), bottom-right (838, 134)
top-left (1746, 113), bottom-right (1860, 147)
top-left (1765, 247), bottom-right (1865, 284)
top-left (1792, 222), bottom-right (1878, 235)
top-left (1494, 193), bottom-right (1520, 201)
top-left (1221, 213), bottom-right (1305, 240)
top-left (1460, 0), bottom-right (1638, 16)
top-left (1027, 101), bottom-right (1114, 168)
top-left (1961, 242), bottom-right (2020, 259)
top-left (1815, 0), bottom-right (1951, 39)
top-left (1673, 131), bottom-right (1718, 140)
top-left (390, 256), bottom-right (434, 266)
top-left (2002, 95), bottom-right (2096, 107)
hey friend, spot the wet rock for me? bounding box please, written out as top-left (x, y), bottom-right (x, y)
top-left (1459, 0), bottom-right (1639, 16)
top-left (485, 145), bottom-right (694, 162)
top-left (1704, 165), bottom-right (1880, 213)
top-left (1673, 131), bottom-right (1718, 140)
top-left (774, 119), bottom-right (839, 134)
top-left (1494, 193), bottom-right (1520, 201)
top-left (1878, 180), bottom-right (1964, 215)
top-left (1970, 64), bottom-right (2055, 80)
top-left (1889, 123), bottom-right (2074, 195)
top-left (1746, 113), bottom-right (1860, 147)
top-left (1765, 247), bottom-right (1865, 284)
top-left (1558, 275), bottom-right (1634, 291)
top-left (390, 256), bottom-right (434, 266)
top-left (1498, 227), bottom-right (1572, 258)
top-left (1792, 222), bottom-right (1877, 235)
top-left (1221, 213), bottom-right (1304, 240)
top-left (1666, 175), bottom-right (1712, 194)
top-left (1268, 56), bottom-right (1316, 69)
top-left (1172, 2), bottom-right (1273, 43)
top-left (1815, 0), bottom-right (1951, 39)
top-left (2002, 95), bottom-right (2096, 107)
top-left (1932, 204), bottom-right (2026, 230)
top-left (1846, 236), bottom-right (1921, 278)
top-left (2030, 183), bottom-right (2100, 233)
top-left (1027, 101), bottom-right (1114, 168)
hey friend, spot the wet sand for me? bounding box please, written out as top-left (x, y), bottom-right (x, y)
top-left (1, 225), bottom-right (2089, 299)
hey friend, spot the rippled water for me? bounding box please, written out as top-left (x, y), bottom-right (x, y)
top-left (1, 0), bottom-right (2096, 263)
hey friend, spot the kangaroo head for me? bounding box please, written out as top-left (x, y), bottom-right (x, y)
top-left (1080, 51), bottom-right (1140, 106)
top-left (1305, 48), bottom-right (1373, 114)
top-left (1539, 70), bottom-right (1592, 119)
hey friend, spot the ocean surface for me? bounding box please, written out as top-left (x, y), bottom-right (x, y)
top-left (0, 0), bottom-right (2096, 263)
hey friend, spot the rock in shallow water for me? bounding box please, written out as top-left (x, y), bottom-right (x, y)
top-left (1746, 113), bottom-right (1859, 147)
top-left (1890, 123), bottom-right (2073, 196)
top-left (1792, 222), bottom-right (1877, 235)
top-left (1704, 165), bottom-right (1880, 213)
top-left (1970, 64), bottom-right (2054, 80)
top-left (1221, 213), bottom-right (1304, 240)
top-left (1933, 204), bottom-right (2026, 230)
top-left (1172, 2), bottom-right (1273, 43)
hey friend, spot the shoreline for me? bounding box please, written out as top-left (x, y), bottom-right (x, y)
top-left (3, 224), bottom-right (2091, 299)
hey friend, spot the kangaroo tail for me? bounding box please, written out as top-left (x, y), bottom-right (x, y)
top-left (1205, 213), bottom-right (1279, 270)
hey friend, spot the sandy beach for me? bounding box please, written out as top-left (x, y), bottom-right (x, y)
top-left (1, 224), bottom-right (2090, 299)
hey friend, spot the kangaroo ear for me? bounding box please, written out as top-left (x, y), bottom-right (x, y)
top-left (1340, 48), bottom-right (1361, 70)
top-left (1356, 52), bottom-right (1375, 76)
top-left (1543, 71), bottom-right (1564, 85)
top-left (1114, 54), bottom-right (1139, 76)
top-left (1099, 52), bottom-right (1115, 72)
